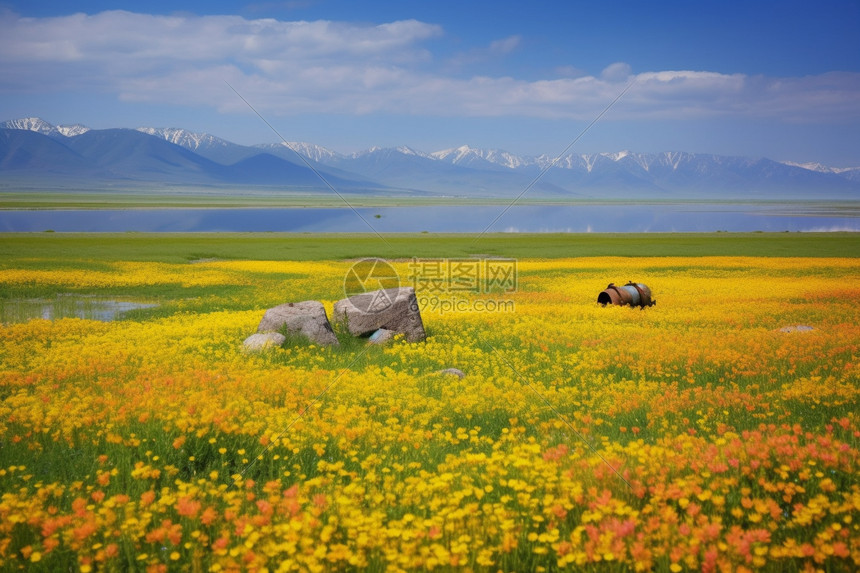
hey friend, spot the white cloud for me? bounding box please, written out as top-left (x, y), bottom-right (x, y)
top-left (600, 62), bottom-right (632, 82)
top-left (1, 10), bottom-right (859, 124)
top-left (488, 35), bottom-right (521, 55)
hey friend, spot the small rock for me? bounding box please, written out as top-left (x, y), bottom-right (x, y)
top-left (436, 368), bottom-right (465, 379)
top-left (258, 300), bottom-right (339, 346)
top-left (333, 287), bottom-right (426, 342)
top-left (368, 328), bottom-right (395, 345)
top-left (243, 332), bottom-right (286, 352)
top-left (778, 325), bottom-right (815, 333)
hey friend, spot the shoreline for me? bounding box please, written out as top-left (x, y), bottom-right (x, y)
top-left (2, 232), bottom-right (858, 259)
top-left (1, 192), bottom-right (859, 211)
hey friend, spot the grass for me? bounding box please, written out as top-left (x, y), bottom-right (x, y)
top-left (1, 232), bottom-right (858, 263)
top-left (2, 232), bottom-right (856, 323)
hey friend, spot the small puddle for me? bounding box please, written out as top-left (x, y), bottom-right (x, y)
top-left (0, 295), bottom-right (158, 324)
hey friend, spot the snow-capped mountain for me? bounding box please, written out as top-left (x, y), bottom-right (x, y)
top-left (135, 127), bottom-right (231, 151)
top-left (323, 145), bottom-right (562, 195)
top-left (56, 124), bottom-right (90, 137)
top-left (2, 117), bottom-right (858, 198)
top-left (1, 117), bottom-right (90, 138)
top-left (134, 126), bottom-right (262, 165)
top-left (255, 141), bottom-right (342, 164)
top-left (781, 161), bottom-right (860, 181)
top-left (350, 145), bottom-right (430, 159)
top-left (0, 118), bottom-right (380, 190)
top-left (1, 117), bottom-right (55, 135)
top-left (431, 145), bottom-right (530, 170)
top-left (782, 161), bottom-right (858, 174)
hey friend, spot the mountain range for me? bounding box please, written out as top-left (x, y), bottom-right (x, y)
top-left (2, 117), bottom-right (859, 199)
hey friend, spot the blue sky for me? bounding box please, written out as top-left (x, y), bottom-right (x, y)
top-left (1, 0), bottom-right (859, 165)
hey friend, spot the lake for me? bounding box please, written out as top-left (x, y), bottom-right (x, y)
top-left (0, 295), bottom-right (157, 324)
top-left (0, 203), bottom-right (858, 233)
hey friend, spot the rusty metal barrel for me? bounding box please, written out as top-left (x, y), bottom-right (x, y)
top-left (597, 282), bottom-right (656, 307)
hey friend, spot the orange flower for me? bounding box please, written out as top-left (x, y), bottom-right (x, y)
top-left (200, 506), bottom-right (218, 526)
top-left (70, 496), bottom-right (87, 514)
top-left (176, 496), bottom-right (201, 518)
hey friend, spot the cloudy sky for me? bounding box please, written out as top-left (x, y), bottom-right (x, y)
top-left (1, 0), bottom-right (859, 165)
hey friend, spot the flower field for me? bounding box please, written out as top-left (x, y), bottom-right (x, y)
top-left (0, 252), bottom-right (858, 571)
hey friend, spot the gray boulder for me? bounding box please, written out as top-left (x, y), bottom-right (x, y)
top-left (778, 325), bottom-right (814, 333)
top-left (243, 332), bottom-right (286, 352)
top-left (333, 287), bottom-right (426, 342)
top-left (367, 328), bottom-right (395, 345)
top-left (258, 301), bottom-right (339, 346)
top-left (436, 368), bottom-right (465, 379)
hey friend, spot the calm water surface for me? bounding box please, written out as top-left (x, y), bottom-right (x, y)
top-left (0, 204), bottom-right (858, 232)
top-left (0, 296), bottom-right (157, 324)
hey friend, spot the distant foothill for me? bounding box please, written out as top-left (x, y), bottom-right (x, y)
top-left (1, 117), bottom-right (858, 199)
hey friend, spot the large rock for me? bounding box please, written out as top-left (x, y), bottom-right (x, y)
top-left (243, 332), bottom-right (286, 352)
top-left (436, 368), bottom-right (465, 379)
top-left (258, 301), bottom-right (339, 346)
top-left (333, 287), bottom-right (426, 342)
top-left (367, 328), bottom-right (395, 345)
top-left (777, 324), bottom-right (814, 333)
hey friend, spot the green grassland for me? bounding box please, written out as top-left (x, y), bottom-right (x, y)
top-left (2, 231), bottom-right (856, 324)
top-left (2, 232), bottom-right (858, 263)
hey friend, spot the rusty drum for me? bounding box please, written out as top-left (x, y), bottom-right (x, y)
top-left (597, 282), bottom-right (656, 308)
